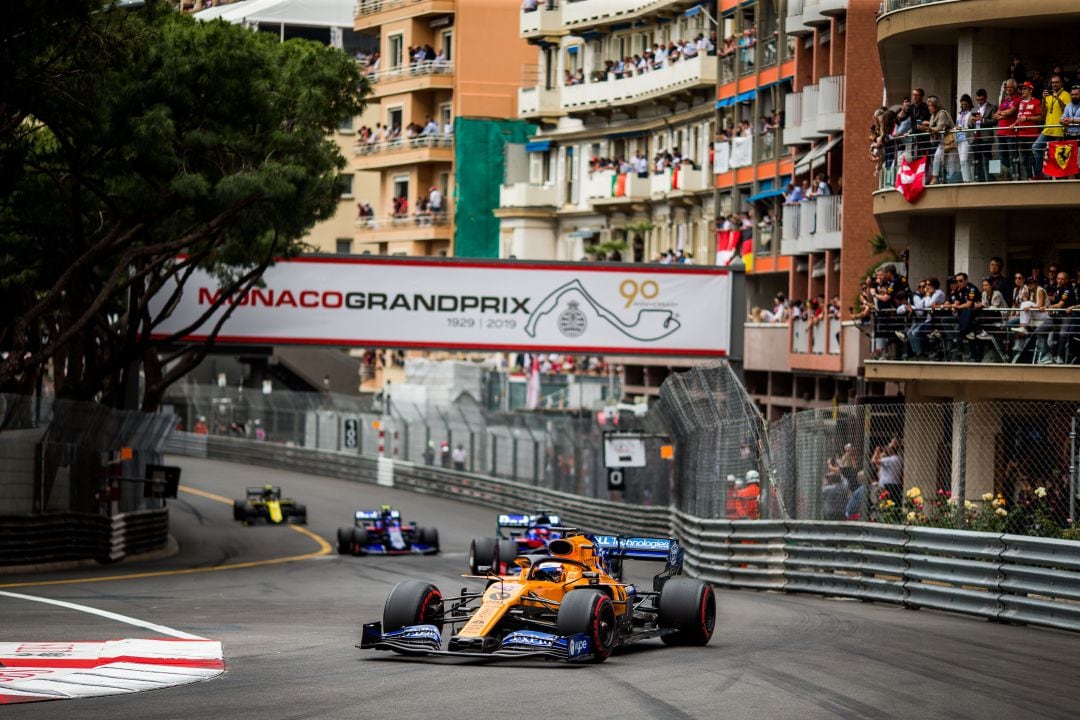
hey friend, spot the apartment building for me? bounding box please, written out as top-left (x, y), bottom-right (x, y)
top-left (353, 0), bottom-right (535, 258)
top-left (497, 1), bottom-right (720, 396)
top-left (866, 0), bottom-right (1080, 405)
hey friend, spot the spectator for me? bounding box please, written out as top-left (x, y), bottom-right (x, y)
top-left (907, 276), bottom-right (945, 358)
top-left (1047, 271), bottom-right (1077, 364)
top-left (822, 473), bottom-right (848, 521)
top-left (925, 95), bottom-right (957, 184)
top-left (423, 441), bottom-right (436, 465)
top-left (1060, 83), bottom-right (1080, 139)
top-left (253, 419), bottom-right (266, 441)
top-left (452, 443), bottom-right (467, 471)
top-left (428, 185), bottom-right (443, 214)
top-left (970, 88), bottom-right (997, 181)
top-left (954, 94), bottom-right (976, 182)
top-left (901, 87), bottom-right (932, 158)
top-left (948, 271), bottom-right (982, 361)
top-left (975, 277), bottom-right (1008, 346)
top-left (844, 471), bottom-right (875, 521)
top-left (1009, 276), bottom-right (1051, 363)
top-left (987, 256), bottom-right (1010, 298)
top-left (873, 438), bottom-right (904, 505)
top-left (1032, 75), bottom-right (1071, 177)
top-left (1015, 81), bottom-right (1043, 179)
top-left (994, 79), bottom-right (1020, 178)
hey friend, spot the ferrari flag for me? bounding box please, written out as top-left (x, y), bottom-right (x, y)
top-left (1043, 140), bottom-right (1080, 178)
top-left (895, 155), bottom-right (927, 203)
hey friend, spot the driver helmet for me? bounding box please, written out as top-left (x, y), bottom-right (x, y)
top-left (262, 484), bottom-right (275, 497)
top-left (535, 563), bottom-right (563, 583)
top-left (380, 504), bottom-right (393, 518)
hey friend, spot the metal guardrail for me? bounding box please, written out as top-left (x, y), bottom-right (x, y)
top-left (0, 508), bottom-right (168, 567)
top-left (167, 433), bottom-right (1080, 633)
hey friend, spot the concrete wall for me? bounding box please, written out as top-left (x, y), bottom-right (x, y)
top-left (0, 428), bottom-right (44, 514)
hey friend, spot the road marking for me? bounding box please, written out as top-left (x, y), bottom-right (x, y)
top-left (0, 590), bottom-right (206, 640)
top-left (0, 485), bottom-right (331, 590)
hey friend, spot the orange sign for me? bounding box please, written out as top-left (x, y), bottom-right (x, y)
top-left (659, 445), bottom-right (674, 460)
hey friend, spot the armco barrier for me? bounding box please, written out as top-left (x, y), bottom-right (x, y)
top-left (0, 507), bottom-right (168, 566)
top-left (167, 433), bottom-right (1080, 633)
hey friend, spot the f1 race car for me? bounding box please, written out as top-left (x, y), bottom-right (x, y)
top-left (232, 485), bottom-right (307, 525)
top-left (337, 505), bottom-right (440, 556)
top-left (360, 531), bottom-right (715, 663)
top-left (468, 511), bottom-right (563, 575)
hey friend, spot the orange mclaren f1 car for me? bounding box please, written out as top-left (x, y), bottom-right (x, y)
top-left (360, 530), bottom-right (714, 663)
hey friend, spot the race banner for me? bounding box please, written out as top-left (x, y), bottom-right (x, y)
top-left (1043, 140), bottom-right (1079, 178)
top-left (150, 257), bottom-right (732, 356)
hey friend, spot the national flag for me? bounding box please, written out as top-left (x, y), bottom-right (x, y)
top-left (614, 172), bottom-right (627, 197)
top-left (672, 164), bottom-right (681, 190)
top-left (1043, 140), bottom-right (1080, 178)
top-left (894, 155), bottom-right (926, 203)
top-left (715, 230), bottom-right (740, 266)
top-left (740, 237), bottom-right (754, 272)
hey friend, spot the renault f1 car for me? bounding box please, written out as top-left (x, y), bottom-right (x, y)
top-left (232, 485), bottom-right (307, 525)
top-left (360, 531), bottom-right (715, 663)
top-left (468, 511), bottom-right (564, 574)
top-left (337, 505), bottom-right (440, 556)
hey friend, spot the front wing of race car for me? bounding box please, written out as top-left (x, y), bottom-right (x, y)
top-left (358, 541), bottom-right (439, 556)
top-left (360, 623), bottom-right (595, 662)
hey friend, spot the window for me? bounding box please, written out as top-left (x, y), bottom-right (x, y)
top-left (393, 175), bottom-right (409, 205)
top-left (440, 29), bottom-right (453, 61)
top-left (339, 116), bottom-right (355, 133)
top-left (387, 106), bottom-right (403, 132)
top-left (336, 238), bottom-right (352, 254)
top-left (337, 173), bottom-right (354, 198)
top-left (389, 34), bottom-right (403, 68)
top-left (439, 103), bottom-right (452, 132)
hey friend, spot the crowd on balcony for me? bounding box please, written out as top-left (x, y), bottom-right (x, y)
top-left (862, 257), bottom-right (1080, 364)
top-left (872, 58), bottom-right (1080, 183)
top-left (565, 34), bottom-right (718, 87)
top-left (359, 45), bottom-right (449, 79)
top-left (719, 27), bottom-right (756, 69)
top-left (587, 148), bottom-right (701, 178)
top-left (750, 292), bottom-right (841, 327)
top-left (509, 352), bottom-right (610, 377)
top-left (356, 117), bottom-right (453, 154)
top-left (783, 174), bottom-right (833, 203)
top-left (356, 186), bottom-right (447, 228)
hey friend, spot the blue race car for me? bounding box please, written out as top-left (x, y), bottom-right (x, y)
top-left (468, 510), bottom-right (563, 574)
top-left (337, 505), bottom-right (439, 556)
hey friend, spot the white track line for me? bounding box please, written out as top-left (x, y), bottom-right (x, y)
top-left (0, 590), bottom-right (206, 640)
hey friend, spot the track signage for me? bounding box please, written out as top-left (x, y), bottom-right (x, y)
top-left (150, 256), bottom-right (731, 356)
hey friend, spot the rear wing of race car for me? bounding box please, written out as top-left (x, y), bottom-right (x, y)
top-left (246, 486), bottom-right (281, 498)
top-left (497, 513), bottom-right (562, 529)
top-left (591, 535), bottom-right (684, 574)
top-left (357, 509), bottom-right (400, 520)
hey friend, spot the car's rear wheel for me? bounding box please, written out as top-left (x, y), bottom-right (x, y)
top-left (291, 504), bottom-right (307, 524)
top-left (658, 577), bottom-right (715, 646)
top-left (336, 527), bottom-right (353, 555)
top-left (469, 537), bottom-right (497, 574)
top-left (383, 580), bottom-right (444, 636)
top-left (557, 590), bottom-right (616, 662)
top-left (418, 526), bottom-right (439, 552)
top-left (350, 527), bottom-right (368, 556)
top-left (497, 539), bottom-right (519, 573)
top-left (232, 500), bottom-right (245, 522)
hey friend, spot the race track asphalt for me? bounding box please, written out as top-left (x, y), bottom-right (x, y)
top-left (3, 456), bottom-right (1078, 719)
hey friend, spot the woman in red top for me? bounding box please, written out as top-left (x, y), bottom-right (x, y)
top-left (994, 79), bottom-right (1020, 178)
top-left (1014, 81), bottom-right (1043, 179)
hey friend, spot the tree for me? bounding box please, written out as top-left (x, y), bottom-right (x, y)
top-left (0, 1), bottom-right (368, 409)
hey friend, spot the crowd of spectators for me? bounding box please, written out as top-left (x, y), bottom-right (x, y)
top-left (863, 256), bottom-right (1080, 364)
top-left (357, 186), bottom-right (445, 226)
top-left (561, 33), bottom-right (718, 87)
top-left (359, 44), bottom-right (449, 78)
top-left (871, 58), bottom-right (1080, 183)
top-left (356, 116), bottom-right (453, 155)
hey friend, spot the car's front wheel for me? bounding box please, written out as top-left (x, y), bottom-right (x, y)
top-left (383, 580), bottom-right (444, 638)
top-left (557, 590), bottom-right (616, 662)
top-left (336, 527), bottom-right (353, 555)
top-left (232, 500), bottom-right (246, 522)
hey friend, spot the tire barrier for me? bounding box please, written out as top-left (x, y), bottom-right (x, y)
top-left (168, 433), bottom-right (1080, 633)
top-left (0, 508), bottom-right (168, 567)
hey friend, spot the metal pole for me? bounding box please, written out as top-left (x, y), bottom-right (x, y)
top-left (512, 436), bottom-right (519, 481)
top-left (1070, 412), bottom-right (1078, 527)
top-left (955, 402), bottom-right (968, 529)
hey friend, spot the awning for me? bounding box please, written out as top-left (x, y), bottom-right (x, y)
top-left (609, 22), bottom-right (632, 31)
top-left (525, 139), bottom-right (552, 153)
top-left (757, 76), bottom-right (794, 92)
top-left (794, 135), bottom-right (843, 175)
top-left (581, 30), bottom-right (605, 40)
top-left (748, 188), bottom-right (786, 203)
top-left (716, 97), bottom-right (734, 109)
top-left (734, 90), bottom-right (755, 104)
top-left (567, 46), bottom-right (579, 55)
top-left (568, 229), bottom-right (600, 238)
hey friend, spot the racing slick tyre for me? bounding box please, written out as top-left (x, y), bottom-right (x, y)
top-left (350, 527), bottom-right (369, 556)
top-left (232, 500), bottom-right (246, 522)
top-left (469, 537), bottom-right (497, 574)
top-left (658, 577), bottom-right (716, 646)
top-left (557, 590), bottom-right (617, 663)
top-left (497, 540), bottom-right (519, 573)
top-left (291, 504), bottom-right (307, 524)
top-left (383, 580), bottom-right (444, 640)
top-left (337, 527), bottom-right (354, 555)
top-left (418, 526), bottom-right (440, 553)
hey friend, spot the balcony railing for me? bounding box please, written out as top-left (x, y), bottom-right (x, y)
top-left (816, 75), bottom-right (845, 134)
top-left (791, 315), bottom-right (842, 356)
top-left (868, 307), bottom-right (1080, 365)
top-left (500, 182), bottom-right (557, 207)
top-left (784, 92), bottom-right (804, 146)
top-left (786, 0), bottom-right (810, 35)
top-left (583, 167), bottom-right (705, 202)
top-left (878, 0), bottom-right (950, 17)
top-left (877, 126), bottom-right (1080, 189)
top-left (560, 0), bottom-right (683, 29)
top-left (520, 1), bottom-right (561, 35)
top-left (556, 53), bottom-right (716, 113)
top-left (365, 61), bottom-right (453, 84)
top-left (355, 212), bottom-right (450, 230)
top-left (356, 0), bottom-right (448, 15)
top-left (354, 135), bottom-right (453, 156)
top-left (800, 84), bottom-right (824, 141)
top-left (780, 195), bottom-right (842, 255)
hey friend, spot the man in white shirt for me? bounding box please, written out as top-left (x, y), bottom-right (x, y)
top-left (421, 115), bottom-right (439, 136)
top-left (428, 186), bottom-right (443, 214)
top-left (451, 444), bottom-right (466, 471)
top-left (633, 151), bottom-right (649, 177)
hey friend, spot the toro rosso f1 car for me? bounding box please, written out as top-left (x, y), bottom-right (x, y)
top-left (337, 505), bottom-right (440, 556)
top-left (233, 485), bottom-right (307, 525)
top-left (468, 511), bottom-right (564, 575)
top-left (360, 531), bottom-right (715, 663)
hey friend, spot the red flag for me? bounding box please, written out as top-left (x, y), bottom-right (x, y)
top-left (1043, 140), bottom-right (1080, 178)
top-left (614, 172), bottom-right (628, 197)
top-left (895, 156), bottom-right (926, 203)
top-left (672, 164), bottom-right (681, 190)
top-left (715, 230), bottom-right (740, 266)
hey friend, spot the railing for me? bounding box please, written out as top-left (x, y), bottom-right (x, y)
top-left (518, 86), bottom-right (560, 117)
top-left (785, 0), bottom-right (810, 34)
top-left (364, 61), bottom-right (453, 84)
top-left (815, 194), bottom-right (842, 234)
top-left (355, 212), bottom-right (451, 230)
top-left (878, 0), bottom-right (951, 16)
top-left (560, 0), bottom-right (683, 29)
top-left (801, 84), bottom-right (821, 139)
top-left (779, 195), bottom-right (842, 254)
top-left (877, 126), bottom-right (1080, 189)
top-left (818, 75), bottom-right (845, 115)
top-left (557, 53), bottom-right (716, 112)
top-left (354, 135), bottom-right (453, 156)
top-left (166, 432), bottom-right (1080, 633)
top-left (520, 1), bottom-right (561, 35)
top-left (356, 0), bottom-right (439, 15)
top-left (784, 91), bottom-right (804, 145)
top-left (868, 306), bottom-right (1080, 365)
top-left (500, 182), bottom-right (557, 207)
top-left (0, 508), bottom-right (169, 567)
top-left (781, 203), bottom-right (800, 242)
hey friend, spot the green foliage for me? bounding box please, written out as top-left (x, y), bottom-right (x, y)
top-left (0, 1), bottom-right (368, 408)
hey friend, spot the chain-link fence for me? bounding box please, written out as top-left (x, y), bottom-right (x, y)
top-left (0, 394), bottom-right (175, 515)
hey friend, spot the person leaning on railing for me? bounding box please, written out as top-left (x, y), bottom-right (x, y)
top-left (923, 95), bottom-right (956, 184)
top-left (905, 277), bottom-right (945, 359)
top-left (1060, 84), bottom-right (1080, 139)
top-left (1032, 75), bottom-right (1072, 178)
top-left (993, 79), bottom-right (1020, 179)
top-left (1047, 271), bottom-right (1079, 364)
top-left (1007, 276), bottom-right (1051, 364)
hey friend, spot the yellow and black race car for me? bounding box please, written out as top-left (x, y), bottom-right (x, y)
top-left (233, 485), bottom-right (307, 525)
top-left (360, 530), bottom-right (714, 663)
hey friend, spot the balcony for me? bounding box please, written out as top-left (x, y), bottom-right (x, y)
top-left (791, 316), bottom-right (842, 357)
top-left (744, 323), bottom-right (790, 373)
top-left (811, 0), bottom-right (848, 17)
top-left (557, 53), bottom-right (716, 114)
top-left (560, 0), bottom-right (690, 31)
top-left (500, 182), bottom-right (557, 208)
top-left (520, 2), bottom-right (562, 38)
top-left (785, 0), bottom-right (811, 36)
top-left (673, 166), bottom-right (709, 192)
top-left (873, 127), bottom-right (1080, 218)
top-left (783, 92), bottom-right (805, 146)
top-left (815, 75), bottom-right (845, 134)
top-left (518, 86), bottom-right (562, 119)
top-left (800, 85), bottom-right (825, 141)
top-left (780, 195), bottom-right (842, 255)
top-left (589, 172), bottom-right (652, 205)
top-left (364, 61), bottom-right (453, 98)
top-left (355, 211), bottom-right (452, 244)
top-left (353, 135), bottom-right (454, 170)
top-left (354, 0), bottom-right (455, 30)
